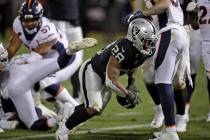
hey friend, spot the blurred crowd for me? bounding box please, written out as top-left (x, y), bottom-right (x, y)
top-left (0, 0), bottom-right (136, 40)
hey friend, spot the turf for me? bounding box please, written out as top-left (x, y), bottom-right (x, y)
top-left (0, 36), bottom-right (210, 140)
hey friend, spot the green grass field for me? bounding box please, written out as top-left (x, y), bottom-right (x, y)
top-left (0, 35), bottom-right (210, 140)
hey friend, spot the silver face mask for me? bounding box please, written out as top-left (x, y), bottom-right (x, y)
top-left (0, 43), bottom-right (8, 66)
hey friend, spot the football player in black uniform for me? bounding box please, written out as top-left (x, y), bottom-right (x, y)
top-left (55, 18), bottom-right (157, 140)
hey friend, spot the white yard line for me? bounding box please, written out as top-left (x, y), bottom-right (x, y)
top-left (3, 116), bottom-right (206, 140)
top-left (115, 111), bottom-right (142, 116)
top-left (190, 116), bottom-right (206, 121)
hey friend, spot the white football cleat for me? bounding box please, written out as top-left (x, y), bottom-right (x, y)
top-left (36, 103), bottom-right (57, 118)
top-left (67, 38), bottom-right (98, 53)
top-left (56, 102), bottom-right (75, 140)
top-left (0, 127), bottom-right (4, 133)
top-left (60, 103), bottom-right (75, 122)
top-left (184, 113), bottom-right (189, 122)
top-left (0, 120), bottom-right (19, 130)
top-left (55, 129), bottom-right (68, 140)
top-left (149, 128), bottom-right (180, 140)
top-left (151, 107), bottom-right (164, 129)
top-left (175, 115), bottom-right (187, 132)
top-left (207, 112), bottom-right (210, 122)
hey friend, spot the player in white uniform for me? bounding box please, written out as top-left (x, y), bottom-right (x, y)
top-left (8, 0), bottom-right (80, 117)
top-left (130, 0), bottom-right (189, 132)
top-left (0, 42), bottom-right (74, 130)
top-left (196, 0), bottom-right (210, 122)
top-left (179, 2), bottom-right (202, 122)
top-left (137, 0), bottom-right (189, 139)
top-left (44, 0), bottom-right (84, 102)
top-left (0, 84), bottom-right (19, 132)
top-left (4, 0), bottom-right (97, 130)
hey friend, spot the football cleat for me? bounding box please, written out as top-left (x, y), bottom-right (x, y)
top-left (56, 103), bottom-right (75, 140)
top-left (184, 113), bottom-right (189, 122)
top-left (60, 102), bottom-right (75, 122)
top-left (67, 38), bottom-right (98, 54)
top-left (0, 127), bottom-right (4, 133)
top-left (207, 112), bottom-right (210, 122)
top-left (175, 115), bottom-right (187, 132)
top-left (55, 130), bottom-right (68, 140)
top-left (151, 107), bottom-right (164, 129)
top-left (0, 120), bottom-right (19, 130)
top-left (149, 128), bottom-right (179, 140)
top-left (36, 103), bottom-right (57, 118)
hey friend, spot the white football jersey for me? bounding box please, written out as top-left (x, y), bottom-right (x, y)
top-left (197, 0), bottom-right (210, 41)
top-left (13, 17), bottom-right (68, 49)
top-left (146, 0), bottom-right (183, 29)
top-left (167, 0), bottom-right (183, 25)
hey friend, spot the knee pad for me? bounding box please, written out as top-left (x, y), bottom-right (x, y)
top-left (173, 72), bottom-right (186, 90)
top-left (173, 81), bottom-right (186, 90)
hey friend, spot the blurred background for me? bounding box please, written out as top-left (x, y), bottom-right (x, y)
top-left (0, 0), bottom-right (140, 41)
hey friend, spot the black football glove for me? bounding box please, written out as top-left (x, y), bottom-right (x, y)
top-left (125, 84), bottom-right (141, 109)
top-left (127, 84), bottom-right (138, 93)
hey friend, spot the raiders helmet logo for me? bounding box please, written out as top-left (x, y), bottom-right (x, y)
top-left (132, 26), bottom-right (140, 40)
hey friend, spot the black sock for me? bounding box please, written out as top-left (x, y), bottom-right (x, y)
top-left (74, 104), bottom-right (85, 111)
top-left (33, 82), bottom-right (40, 92)
top-left (186, 74), bottom-right (196, 103)
top-left (207, 77), bottom-right (210, 104)
top-left (146, 84), bottom-right (160, 105)
top-left (65, 107), bottom-right (92, 130)
top-left (174, 87), bottom-right (187, 115)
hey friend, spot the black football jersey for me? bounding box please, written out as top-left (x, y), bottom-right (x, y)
top-left (91, 38), bottom-right (153, 82)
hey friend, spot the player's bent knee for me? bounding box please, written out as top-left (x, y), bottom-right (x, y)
top-left (173, 82), bottom-right (186, 90)
top-left (30, 117), bottom-right (55, 131)
top-left (173, 76), bottom-right (186, 90)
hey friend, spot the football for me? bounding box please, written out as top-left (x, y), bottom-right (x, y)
top-left (116, 95), bottom-right (136, 109)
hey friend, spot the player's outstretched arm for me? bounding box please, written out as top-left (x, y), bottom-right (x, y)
top-left (105, 56), bottom-right (139, 106)
top-left (7, 31), bottom-right (22, 60)
top-left (143, 0), bottom-right (170, 16)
